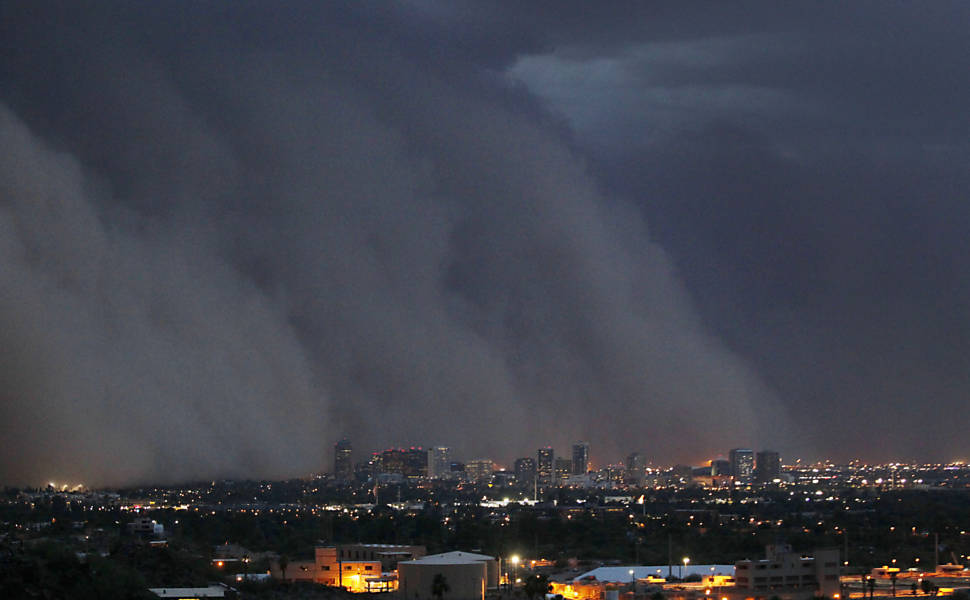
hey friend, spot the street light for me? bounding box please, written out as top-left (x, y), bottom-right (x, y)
top-left (511, 555), bottom-right (520, 592)
top-left (683, 557), bottom-right (690, 579)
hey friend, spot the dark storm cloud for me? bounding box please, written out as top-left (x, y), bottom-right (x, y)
top-left (0, 2), bottom-right (794, 485)
top-left (506, 2), bottom-right (970, 461)
top-left (8, 1), bottom-right (963, 484)
top-left (0, 104), bottom-right (323, 485)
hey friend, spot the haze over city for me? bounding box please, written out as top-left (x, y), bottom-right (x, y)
top-left (1, 2), bottom-right (969, 487)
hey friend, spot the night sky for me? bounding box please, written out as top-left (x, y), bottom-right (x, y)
top-left (1, 2), bottom-right (968, 486)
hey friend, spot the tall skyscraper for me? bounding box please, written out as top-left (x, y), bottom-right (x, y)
top-left (572, 441), bottom-right (590, 475)
top-left (427, 446), bottom-right (451, 479)
top-left (729, 448), bottom-right (755, 481)
top-left (334, 438), bottom-right (353, 481)
top-left (756, 450), bottom-right (781, 482)
top-left (378, 447), bottom-right (428, 479)
top-left (626, 452), bottom-right (644, 483)
top-left (404, 447), bottom-right (428, 479)
top-left (514, 457), bottom-right (536, 486)
top-left (537, 447), bottom-right (554, 485)
top-left (465, 459), bottom-right (494, 482)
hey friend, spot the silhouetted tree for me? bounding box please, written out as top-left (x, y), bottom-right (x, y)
top-left (432, 573), bottom-right (450, 600)
top-left (524, 574), bottom-right (551, 600)
top-left (278, 555), bottom-right (289, 582)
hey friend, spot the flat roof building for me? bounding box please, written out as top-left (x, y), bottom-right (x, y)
top-left (399, 552), bottom-right (495, 600)
top-left (734, 544), bottom-right (840, 600)
top-left (339, 544), bottom-right (426, 571)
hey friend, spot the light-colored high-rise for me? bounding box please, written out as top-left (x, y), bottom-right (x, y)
top-left (729, 448), bottom-right (755, 481)
top-left (428, 446), bottom-right (451, 479)
top-left (465, 459), bottom-right (494, 482)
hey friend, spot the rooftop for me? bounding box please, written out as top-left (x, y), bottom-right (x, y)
top-left (403, 552), bottom-right (495, 565)
top-left (575, 565), bottom-right (735, 582)
top-left (149, 586), bottom-right (226, 598)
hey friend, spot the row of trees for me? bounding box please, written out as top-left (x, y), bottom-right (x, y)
top-left (429, 573), bottom-right (551, 600)
top-left (861, 574), bottom-right (944, 598)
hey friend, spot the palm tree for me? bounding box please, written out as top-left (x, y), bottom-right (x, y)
top-left (432, 573), bottom-right (450, 600)
top-left (279, 555), bottom-right (289, 582)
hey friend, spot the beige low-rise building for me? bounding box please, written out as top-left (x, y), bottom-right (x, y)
top-left (270, 558), bottom-right (316, 583)
top-left (272, 548), bottom-right (382, 591)
top-left (272, 544), bottom-right (427, 592)
top-left (338, 544), bottom-right (426, 571)
top-left (316, 547), bottom-right (383, 591)
top-left (734, 545), bottom-right (840, 600)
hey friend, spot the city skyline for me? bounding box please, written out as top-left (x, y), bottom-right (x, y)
top-left (331, 439), bottom-right (786, 472)
top-left (2, 3), bottom-right (969, 486)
